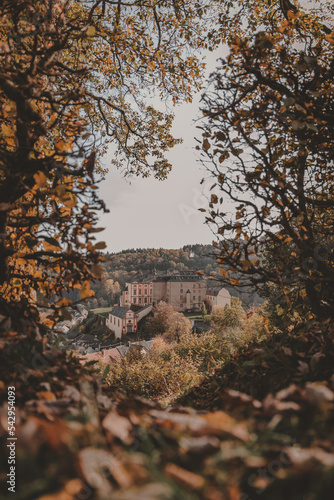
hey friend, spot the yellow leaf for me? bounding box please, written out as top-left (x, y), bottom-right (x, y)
top-left (240, 259), bottom-right (251, 271)
top-left (86, 26), bottom-right (96, 37)
top-left (34, 171), bottom-right (47, 188)
top-left (80, 280), bottom-right (95, 299)
top-left (43, 241), bottom-right (62, 252)
top-left (38, 391), bottom-right (56, 400)
top-left (63, 198), bottom-right (76, 208)
top-left (43, 319), bottom-right (55, 328)
top-left (90, 264), bottom-right (103, 279)
top-left (94, 241), bottom-right (106, 250)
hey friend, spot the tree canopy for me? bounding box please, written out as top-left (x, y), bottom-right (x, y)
top-left (200, 1), bottom-right (334, 319)
top-left (0, 0), bottom-right (219, 324)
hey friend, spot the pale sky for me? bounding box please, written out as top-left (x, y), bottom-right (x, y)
top-left (97, 0), bottom-right (330, 254)
top-left (98, 48), bottom-right (228, 253)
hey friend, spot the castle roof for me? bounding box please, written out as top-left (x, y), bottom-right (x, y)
top-left (129, 271), bottom-right (205, 284)
top-left (109, 306), bottom-right (130, 318)
top-left (154, 272), bottom-right (204, 283)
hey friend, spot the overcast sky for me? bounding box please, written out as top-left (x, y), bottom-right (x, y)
top-left (98, 48), bottom-right (228, 253)
top-left (96, 0), bottom-right (328, 254)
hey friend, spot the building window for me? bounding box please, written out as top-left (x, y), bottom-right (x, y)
top-left (133, 298), bottom-right (136, 304)
top-left (114, 317), bottom-right (116, 324)
top-left (180, 295), bottom-right (183, 300)
top-left (118, 319), bottom-right (120, 327)
top-left (180, 288), bottom-right (183, 293)
top-left (150, 298), bottom-right (152, 303)
top-left (144, 298), bottom-right (147, 304)
top-left (180, 304), bottom-right (183, 308)
top-left (139, 298), bottom-right (142, 304)
top-left (144, 290), bottom-right (147, 295)
top-left (193, 296), bottom-right (196, 301)
top-left (198, 296), bottom-right (201, 301)
top-left (133, 290), bottom-right (136, 295)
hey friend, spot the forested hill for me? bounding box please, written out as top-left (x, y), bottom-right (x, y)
top-left (85, 244), bottom-right (262, 309)
top-left (106, 244), bottom-right (218, 275)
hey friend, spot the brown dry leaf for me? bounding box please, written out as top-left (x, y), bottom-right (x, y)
top-left (62, 385), bottom-right (81, 403)
top-left (179, 436), bottom-right (220, 455)
top-left (37, 479), bottom-right (83, 500)
top-left (310, 352), bottom-right (325, 370)
top-left (34, 171), bottom-right (47, 188)
top-left (304, 382), bottom-right (334, 409)
top-left (96, 393), bottom-right (112, 410)
top-left (80, 280), bottom-right (94, 299)
top-left (165, 462), bottom-right (205, 490)
top-left (150, 409), bottom-right (249, 441)
top-left (297, 360), bottom-right (309, 375)
top-left (106, 483), bottom-right (174, 500)
top-left (263, 393), bottom-right (301, 413)
top-left (285, 446), bottom-right (334, 467)
top-left (78, 448), bottom-right (112, 497)
top-left (150, 409), bottom-right (206, 432)
top-left (37, 391), bottom-right (57, 400)
top-left (18, 416), bottom-right (71, 452)
top-left (252, 476), bottom-right (271, 492)
top-left (102, 410), bottom-right (133, 445)
top-left (227, 482), bottom-right (242, 500)
top-left (20, 368), bottom-right (45, 381)
top-left (199, 411), bottom-right (250, 442)
top-left (78, 447), bottom-right (133, 494)
top-left (276, 384), bottom-right (301, 401)
top-left (245, 456), bottom-right (268, 468)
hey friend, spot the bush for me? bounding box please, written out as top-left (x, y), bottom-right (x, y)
top-left (104, 349), bottom-right (199, 400)
top-left (145, 302), bottom-right (192, 341)
top-left (211, 297), bottom-right (246, 330)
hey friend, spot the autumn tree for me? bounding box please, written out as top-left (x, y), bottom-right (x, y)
top-left (199, 3), bottom-right (334, 320)
top-left (146, 301), bottom-right (191, 341)
top-left (211, 298), bottom-right (245, 330)
top-left (0, 0), bottom-right (219, 325)
top-left (200, 301), bottom-right (207, 318)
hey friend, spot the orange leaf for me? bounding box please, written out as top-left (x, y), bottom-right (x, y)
top-left (80, 280), bottom-right (94, 299)
top-left (34, 171), bottom-right (47, 188)
top-left (38, 391), bottom-right (56, 400)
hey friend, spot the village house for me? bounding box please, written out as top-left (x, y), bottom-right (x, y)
top-left (120, 275), bottom-right (153, 308)
top-left (106, 304), bottom-right (152, 339)
top-left (120, 271), bottom-right (207, 312)
top-left (206, 287), bottom-right (231, 311)
top-left (110, 271), bottom-right (232, 338)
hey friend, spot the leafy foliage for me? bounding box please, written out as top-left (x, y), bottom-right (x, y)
top-left (199, 2), bottom-right (334, 319)
top-left (211, 297), bottom-right (246, 330)
top-left (0, 0), bottom-right (219, 324)
top-left (146, 302), bottom-right (192, 341)
top-left (1, 3), bottom-right (334, 500)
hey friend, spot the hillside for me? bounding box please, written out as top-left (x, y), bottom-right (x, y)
top-left (82, 245), bottom-right (262, 310)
